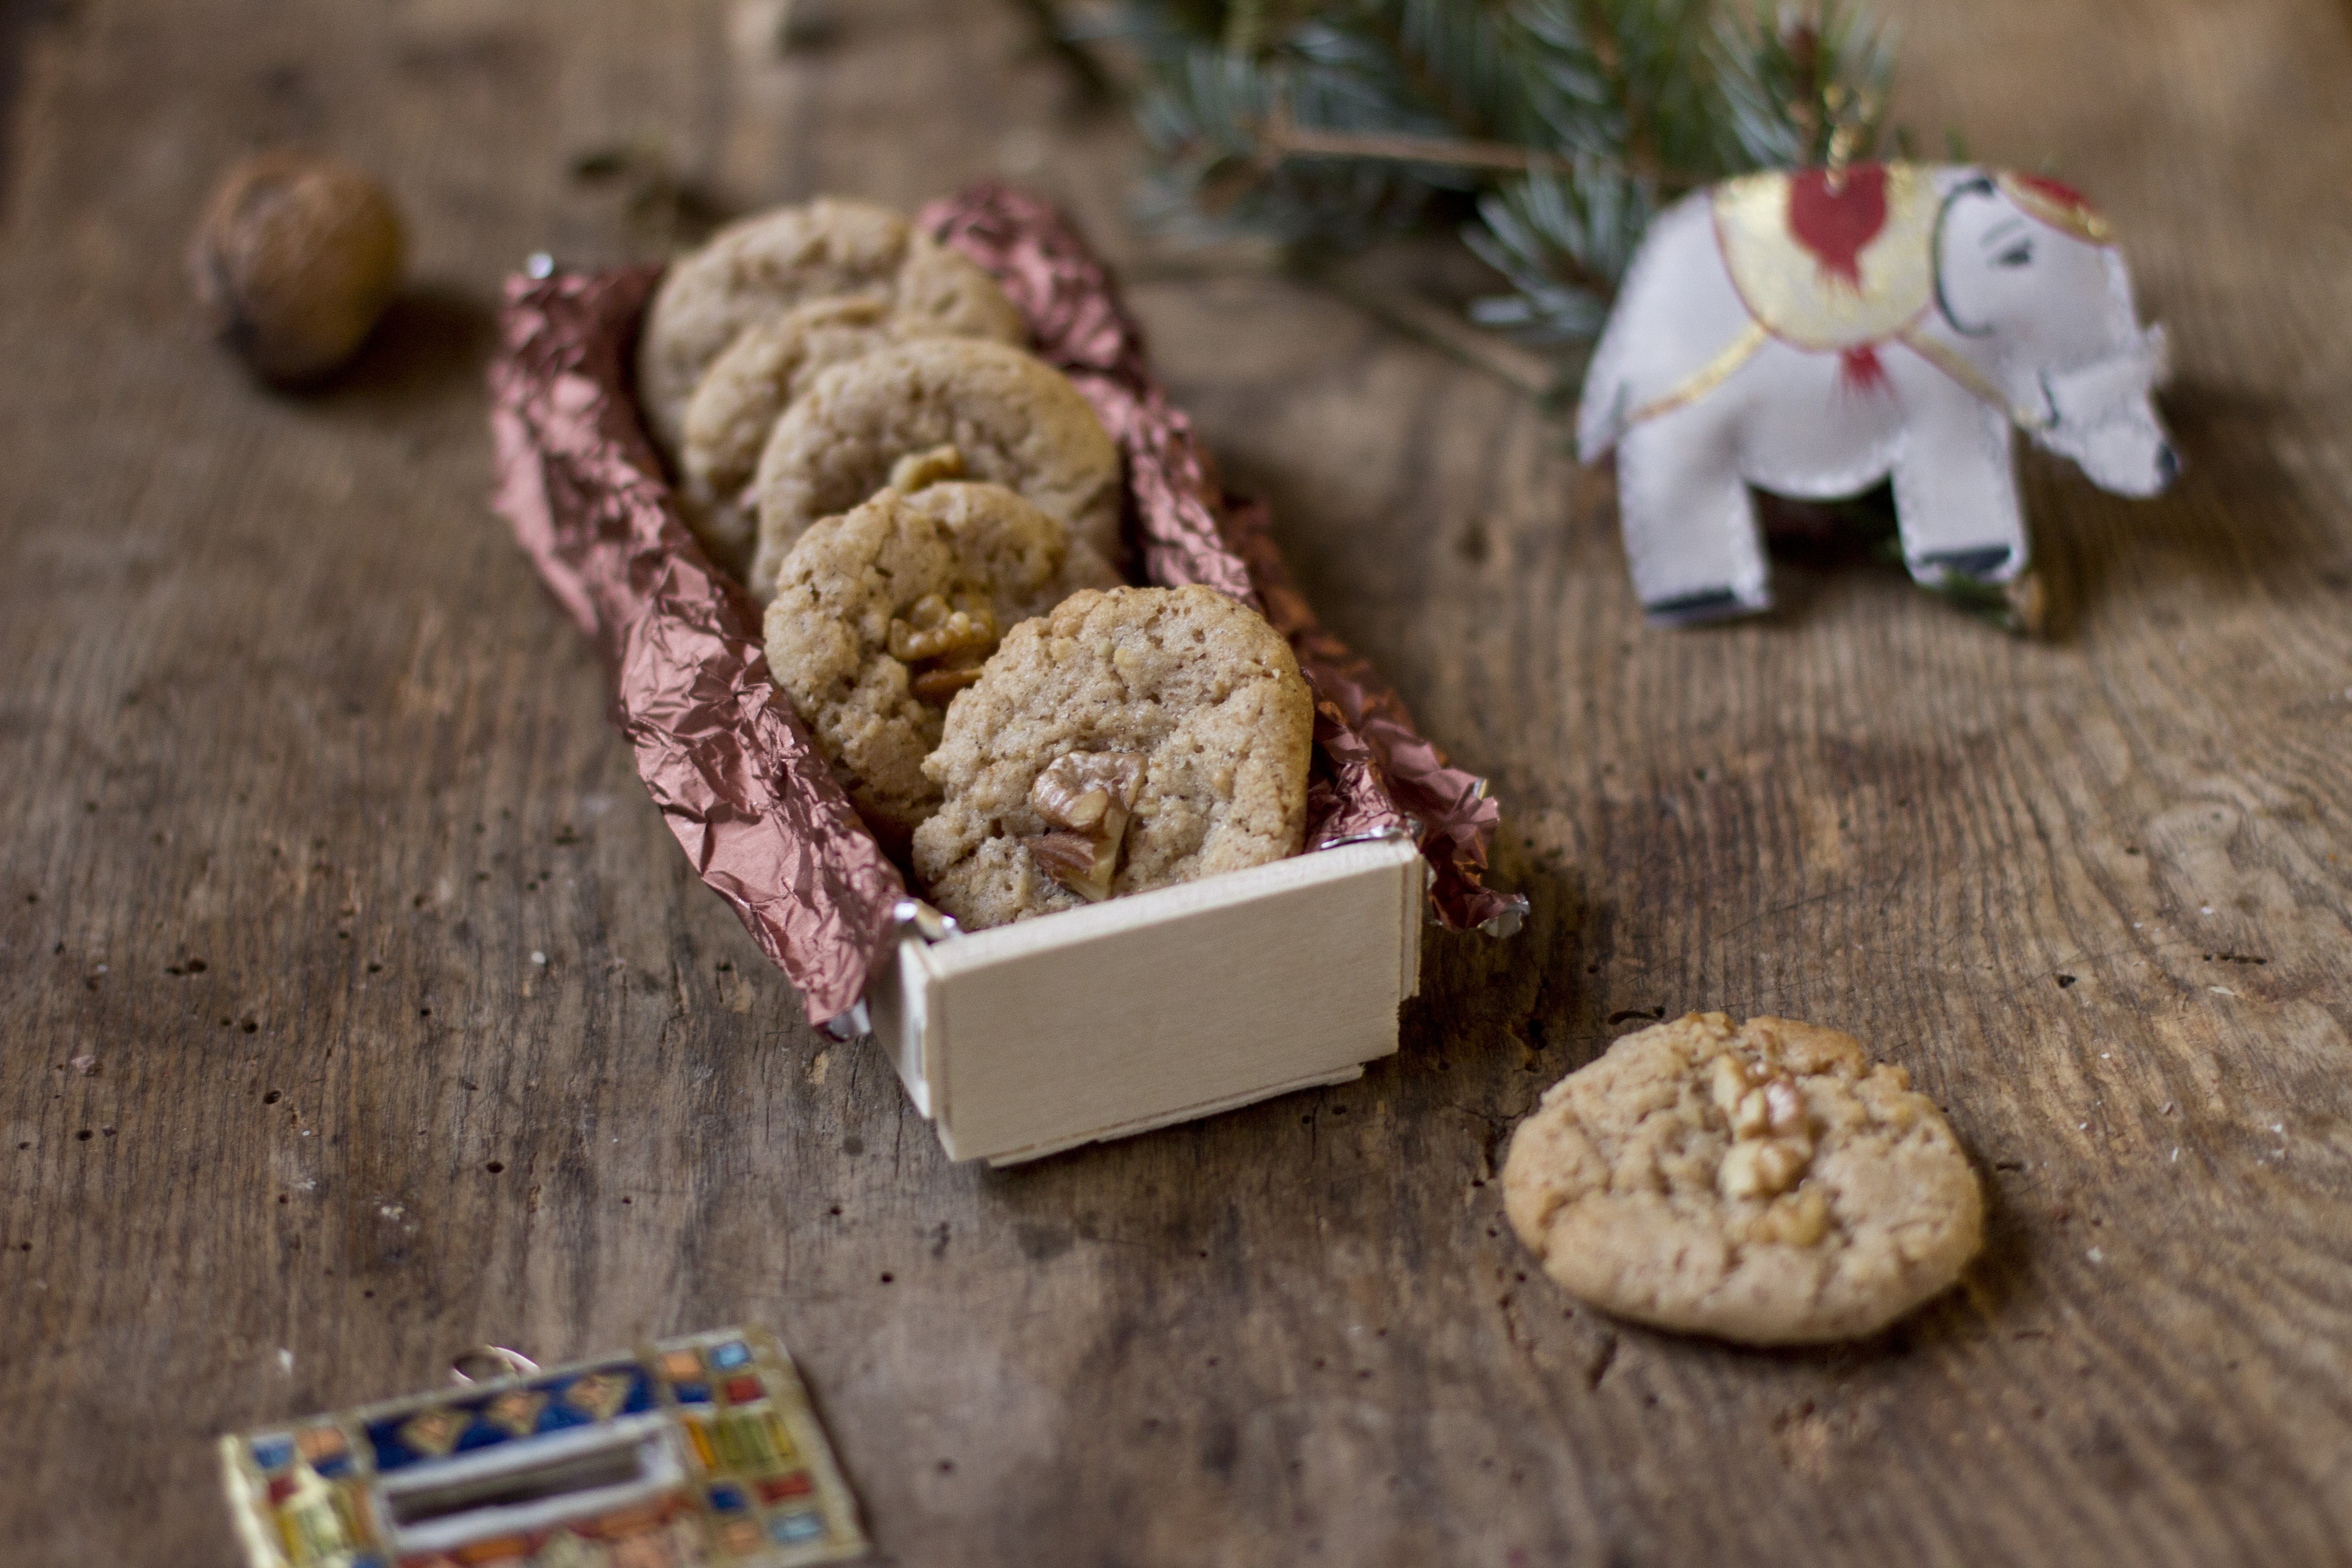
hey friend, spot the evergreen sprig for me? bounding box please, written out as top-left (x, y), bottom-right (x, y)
top-left (1077, 0), bottom-right (1896, 386)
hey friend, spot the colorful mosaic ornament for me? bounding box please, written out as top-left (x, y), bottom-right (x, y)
top-left (219, 1326), bottom-right (866, 1568)
top-left (1578, 162), bottom-right (2175, 627)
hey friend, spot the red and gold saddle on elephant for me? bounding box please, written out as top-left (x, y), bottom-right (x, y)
top-left (1712, 163), bottom-right (1940, 353)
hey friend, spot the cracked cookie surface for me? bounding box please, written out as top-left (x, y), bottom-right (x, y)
top-left (912, 585), bottom-right (1313, 930)
top-left (1502, 1012), bottom-right (1982, 1345)
top-left (636, 196), bottom-right (1024, 461)
top-left (676, 296), bottom-right (916, 575)
top-left (747, 337), bottom-right (1122, 601)
top-left (762, 480), bottom-right (1121, 850)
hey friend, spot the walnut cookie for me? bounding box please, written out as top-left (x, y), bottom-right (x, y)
top-left (1502, 1013), bottom-right (1983, 1346)
top-left (676, 297), bottom-right (913, 575)
top-left (746, 337), bottom-right (1123, 602)
top-left (911, 585), bottom-right (1314, 931)
top-left (761, 458), bottom-right (1122, 851)
top-left (634, 196), bottom-right (1024, 460)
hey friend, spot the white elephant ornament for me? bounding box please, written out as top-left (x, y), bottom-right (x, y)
top-left (1578, 163), bottom-right (2176, 625)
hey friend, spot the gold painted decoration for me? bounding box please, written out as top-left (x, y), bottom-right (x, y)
top-left (483, 1389), bottom-right (550, 1439)
top-left (1627, 322), bottom-right (1771, 427)
top-left (1996, 172), bottom-right (2112, 245)
top-left (562, 1372), bottom-right (634, 1422)
top-left (1712, 163), bottom-right (1940, 353)
top-left (395, 1408), bottom-right (465, 1460)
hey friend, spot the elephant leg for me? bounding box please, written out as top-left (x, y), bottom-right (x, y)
top-left (1889, 403), bottom-right (2029, 587)
top-left (1615, 416), bottom-right (1770, 625)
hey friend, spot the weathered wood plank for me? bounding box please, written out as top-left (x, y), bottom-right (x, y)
top-left (4, 1), bottom-right (2352, 1564)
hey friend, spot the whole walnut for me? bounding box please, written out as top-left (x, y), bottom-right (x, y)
top-left (190, 152), bottom-right (405, 383)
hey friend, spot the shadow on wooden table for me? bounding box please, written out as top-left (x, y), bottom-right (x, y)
top-left (1738, 388), bottom-right (2318, 639)
top-left (2034, 375), bottom-right (2318, 629)
top-left (308, 284), bottom-right (498, 417)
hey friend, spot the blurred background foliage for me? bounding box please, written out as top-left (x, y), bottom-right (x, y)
top-left (1023, 0), bottom-right (1899, 389)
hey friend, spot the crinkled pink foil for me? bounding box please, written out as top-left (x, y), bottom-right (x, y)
top-left (921, 183), bottom-right (1522, 935)
top-left (487, 190), bottom-right (1522, 1030)
top-left (489, 268), bottom-right (907, 1025)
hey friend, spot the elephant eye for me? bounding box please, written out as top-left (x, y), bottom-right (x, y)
top-left (1997, 243), bottom-right (2034, 269)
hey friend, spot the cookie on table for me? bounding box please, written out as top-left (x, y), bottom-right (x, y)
top-left (1502, 1012), bottom-right (1982, 1345)
top-left (911, 585), bottom-right (1313, 931)
top-left (636, 196), bottom-right (1025, 459)
top-left (762, 460), bottom-right (1122, 849)
top-left (676, 297), bottom-right (913, 575)
top-left (746, 337), bottom-right (1124, 602)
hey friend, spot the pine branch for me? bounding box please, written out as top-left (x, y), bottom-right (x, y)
top-left (1109, 0), bottom-right (1906, 389)
top-left (1253, 85), bottom-right (1707, 182)
top-left (1264, 122), bottom-right (1561, 170)
top-left (1714, 0), bottom-right (1895, 172)
top-left (1352, 0), bottom-right (1526, 142)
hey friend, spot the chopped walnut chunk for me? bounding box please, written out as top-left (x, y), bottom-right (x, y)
top-left (889, 593), bottom-right (997, 664)
top-left (1731, 1086), bottom-right (1774, 1140)
top-left (1032, 751), bottom-right (1144, 831)
top-left (1025, 831), bottom-right (1105, 894)
top-left (1022, 751), bottom-right (1146, 901)
top-left (1714, 1050), bottom-right (1816, 1202)
top-left (908, 658), bottom-right (987, 705)
top-left (1710, 1054), bottom-right (1754, 1120)
top-left (1749, 1185), bottom-right (1830, 1247)
top-left (1719, 1137), bottom-right (1812, 1201)
top-left (890, 590), bottom-right (999, 708)
top-left (888, 443), bottom-right (965, 494)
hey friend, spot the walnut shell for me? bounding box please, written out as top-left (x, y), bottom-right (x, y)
top-left (190, 152), bottom-right (406, 383)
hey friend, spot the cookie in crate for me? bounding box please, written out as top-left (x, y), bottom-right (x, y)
top-left (747, 336), bottom-right (1123, 599)
top-left (761, 455), bottom-right (1121, 852)
top-left (679, 296), bottom-right (937, 573)
top-left (912, 584), bottom-right (1315, 931)
top-left (635, 195), bottom-right (1024, 458)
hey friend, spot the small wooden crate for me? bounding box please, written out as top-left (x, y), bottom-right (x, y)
top-left (868, 836), bottom-right (1426, 1165)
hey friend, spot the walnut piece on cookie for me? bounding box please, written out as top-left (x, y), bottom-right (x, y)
top-left (761, 479), bottom-right (1121, 850)
top-left (635, 196), bottom-right (1024, 461)
top-left (1501, 1012), bottom-right (1982, 1345)
top-left (746, 337), bottom-right (1123, 602)
top-left (1024, 751), bottom-right (1147, 902)
top-left (911, 585), bottom-right (1313, 931)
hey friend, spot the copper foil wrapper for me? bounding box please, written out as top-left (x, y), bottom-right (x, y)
top-left (489, 188), bottom-right (1521, 1029)
top-left (489, 267), bottom-right (907, 1024)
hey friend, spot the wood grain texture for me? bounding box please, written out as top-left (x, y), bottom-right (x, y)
top-left (5, 1), bottom-right (2351, 1563)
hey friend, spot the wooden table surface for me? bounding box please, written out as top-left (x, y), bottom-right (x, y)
top-left (7, 1), bottom-right (2352, 1563)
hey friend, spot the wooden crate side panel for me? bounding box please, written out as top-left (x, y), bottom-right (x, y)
top-left (980, 1061), bottom-right (1369, 1166)
top-left (1399, 849), bottom-right (1428, 998)
top-left (863, 941), bottom-right (932, 1120)
top-left (929, 852), bottom-right (1416, 1160)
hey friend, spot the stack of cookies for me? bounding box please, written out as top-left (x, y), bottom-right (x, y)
top-left (638, 198), bottom-right (1316, 930)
